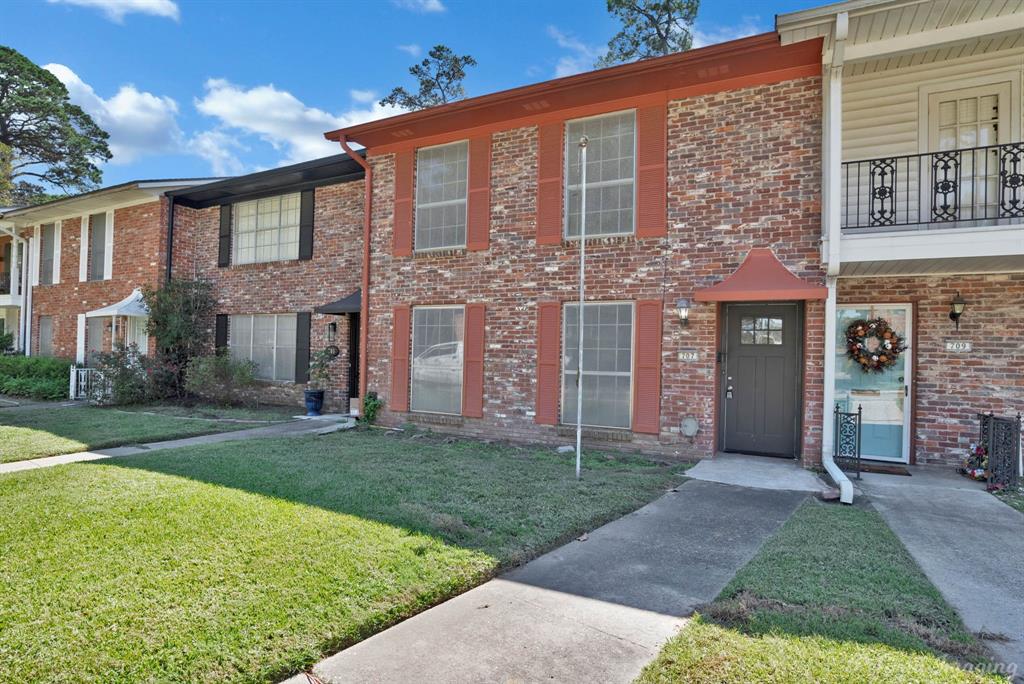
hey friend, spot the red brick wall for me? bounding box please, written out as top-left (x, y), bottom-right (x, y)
top-left (839, 273), bottom-right (1024, 465)
top-left (364, 76), bottom-right (825, 462)
top-left (172, 181), bottom-right (364, 411)
top-left (27, 199), bottom-right (168, 359)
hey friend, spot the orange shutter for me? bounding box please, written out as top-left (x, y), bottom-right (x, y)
top-left (631, 299), bottom-right (663, 434)
top-left (391, 305), bottom-right (411, 411)
top-left (466, 137), bottom-right (491, 251)
top-left (636, 105), bottom-right (667, 238)
top-left (536, 122), bottom-right (564, 245)
top-left (462, 303), bottom-right (485, 417)
top-left (535, 301), bottom-right (561, 424)
top-left (393, 150), bottom-right (414, 256)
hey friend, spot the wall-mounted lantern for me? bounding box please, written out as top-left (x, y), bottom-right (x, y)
top-left (327, 321), bottom-right (338, 344)
top-left (949, 292), bottom-right (967, 331)
top-left (675, 298), bottom-right (691, 327)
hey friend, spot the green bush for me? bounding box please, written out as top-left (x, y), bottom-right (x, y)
top-left (91, 345), bottom-right (151, 405)
top-left (0, 331), bottom-right (13, 353)
top-left (143, 278), bottom-right (215, 398)
top-left (0, 356), bottom-right (73, 400)
top-left (184, 355), bottom-right (258, 406)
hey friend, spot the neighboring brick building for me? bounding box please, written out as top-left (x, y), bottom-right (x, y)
top-left (325, 35), bottom-right (830, 463)
top-left (168, 154), bottom-right (366, 411)
top-left (0, 180), bottom-right (214, 362)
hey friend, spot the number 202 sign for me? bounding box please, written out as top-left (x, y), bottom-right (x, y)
top-left (945, 341), bottom-right (972, 353)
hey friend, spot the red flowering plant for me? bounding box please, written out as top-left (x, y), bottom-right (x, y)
top-left (958, 442), bottom-right (988, 482)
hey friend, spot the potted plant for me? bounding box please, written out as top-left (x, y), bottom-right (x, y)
top-left (304, 348), bottom-right (334, 416)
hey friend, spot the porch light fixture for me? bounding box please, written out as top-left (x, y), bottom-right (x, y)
top-left (949, 292), bottom-right (967, 330)
top-left (675, 298), bottom-right (691, 327)
top-left (327, 321), bottom-right (338, 344)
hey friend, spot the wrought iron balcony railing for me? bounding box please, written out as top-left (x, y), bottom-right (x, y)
top-left (841, 142), bottom-right (1024, 230)
top-left (0, 273), bottom-right (11, 296)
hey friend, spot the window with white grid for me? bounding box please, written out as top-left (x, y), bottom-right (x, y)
top-left (232, 193), bottom-right (301, 265)
top-left (228, 314), bottom-right (297, 381)
top-left (561, 302), bottom-right (633, 429)
top-left (415, 141), bottom-right (468, 251)
top-left (565, 110), bottom-right (635, 238)
top-left (410, 306), bottom-right (464, 414)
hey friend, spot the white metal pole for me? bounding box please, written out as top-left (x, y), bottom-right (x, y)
top-left (575, 136), bottom-right (588, 480)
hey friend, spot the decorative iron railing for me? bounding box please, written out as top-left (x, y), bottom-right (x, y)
top-left (0, 273), bottom-right (11, 295)
top-left (841, 142), bottom-right (1024, 230)
top-left (69, 366), bottom-right (110, 401)
top-left (978, 412), bottom-right (1021, 490)
top-left (833, 404), bottom-right (862, 479)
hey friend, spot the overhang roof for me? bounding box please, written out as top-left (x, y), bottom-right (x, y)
top-left (315, 289), bottom-right (361, 315)
top-left (0, 179), bottom-right (220, 225)
top-left (324, 33), bottom-right (822, 151)
top-left (85, 288), bottom-right (149, 318)
top-left (168, 152), bottom-right (366, 209)
top-left (695, 248), bottom-right (827, 302)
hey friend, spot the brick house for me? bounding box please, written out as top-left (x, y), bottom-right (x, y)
top-left (0, 180), bottom-right (213, 363)
top-left (167, 154), bottom-right (366, 411)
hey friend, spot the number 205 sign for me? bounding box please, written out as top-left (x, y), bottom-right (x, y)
top-left (945, 341), bottom-right (972, 353)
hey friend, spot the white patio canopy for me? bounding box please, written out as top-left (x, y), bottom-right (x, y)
top-left (84, 288), bottom-right (149, 318)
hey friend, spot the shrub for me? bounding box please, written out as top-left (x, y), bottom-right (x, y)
top-left (0, 330), bottom-right (13, 353)
top-left (0, 356), bottom-right (73, 400)
top-left (361, 391), bottom-right (383, 424)
top-left (91, 345), bottom-right (151, 405)
top-left (143, 278), bottom-right (215, 398)
top-left (184, 355), bottom-right (258, 406)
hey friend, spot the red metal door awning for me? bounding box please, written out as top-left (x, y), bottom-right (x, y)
top-left (694, 248), bottom-right (827, 302)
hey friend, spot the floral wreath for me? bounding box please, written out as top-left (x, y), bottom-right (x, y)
top-left (845, 317), bottom-right (907, 373)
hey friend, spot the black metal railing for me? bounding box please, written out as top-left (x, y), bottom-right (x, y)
top-left (978, 412), bottom-right (1021, 490)
top-left (834, 404), bottom-right (862, 479)
top-left (0, 273), bottom-right (11, 295)
top-left (842, 141), bottom-right (1024, 230)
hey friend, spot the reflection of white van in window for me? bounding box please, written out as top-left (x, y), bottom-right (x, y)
top-left (412, 341), bottom-right (463, 383)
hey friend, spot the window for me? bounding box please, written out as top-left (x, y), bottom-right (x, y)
top-left (565, 110), bottom-right (636, 238)
top-left (88, 212), bottom-right (107, 281)
top-left (228, 314), bottom-right (297, 381)
top-left (561, 302), bottom-right (633, 428)
top-left (38, 316), bottom-right (53, 357)
top-left (39, 223), bottom-right (55, 285)
top-left (411, 306), bottom-right (464, 414)
top-left (740, 316), bottom-right (783, 345)
top-left (86, 316), bottom-right (105, 360)
top-left (415, 141), bottom-right (468, 251)
top-left (232, 193), bottom-right (301, 265)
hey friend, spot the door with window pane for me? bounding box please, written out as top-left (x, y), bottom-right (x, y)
top-left (834, 304), bottom-right (912, 463)
top-left (561, 302), bottom-right (633, 429)
top-left (927, 83), bottom-right (1010, 221)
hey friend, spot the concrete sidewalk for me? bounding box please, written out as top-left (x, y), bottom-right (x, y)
top-left (0, 415), bottom-right (353, 475)
top-left (687, 452), bottom-right (831, 493)
top-left (861, 467), bottom-right (1024, 677)
top-left (296, 480), bottom-right (808, 684)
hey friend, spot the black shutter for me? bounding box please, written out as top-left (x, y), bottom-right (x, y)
top-left (218, 204), bottom-right (232, 267)
top-left (215, 314), bottom-right (228, 353)
top-left (295, 312), bottom-right (311, 383)
top-left (298, 189), bottom-right (314, 261)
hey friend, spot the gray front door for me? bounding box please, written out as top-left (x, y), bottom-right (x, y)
top-left (722, 303), bottom-right (801, 457)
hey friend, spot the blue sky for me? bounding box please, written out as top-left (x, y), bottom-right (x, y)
top-left (3, 0), bottom-right (813, 186)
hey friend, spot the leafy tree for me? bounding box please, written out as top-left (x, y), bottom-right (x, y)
top-left (380, 45), bottom-right (477, 111)
top-left (596, 0), bottom-right (699, 67)
top-left (0, 46), bottom-right (110, 206)
top-left (142, 278), bottom-right (215, 398)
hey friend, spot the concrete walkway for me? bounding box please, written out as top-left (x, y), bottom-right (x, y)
top-left (860, 467), bottom-right (1024, 676)
top-left (688, 452), bottom-right (832, 494)
top-left (0, 415), bottom-right (353, 475)
top-left (294, 480), bottom-right (808, 684)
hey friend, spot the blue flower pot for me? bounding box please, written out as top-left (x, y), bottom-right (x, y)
top-left (304, 389), bottom-right (325, 417)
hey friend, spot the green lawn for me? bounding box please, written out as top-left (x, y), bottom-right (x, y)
top-left (994, 487), bottom-right (1024, 514)
top-left (0, 404), bottom-right (289, 463)
top-left (0, 430), bottom-right (679, 683)
top-left (638, 500), bottom-right (1001, 684)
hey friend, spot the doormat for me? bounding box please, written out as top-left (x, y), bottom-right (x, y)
top-left (859, 462), bottom-right (912, 476)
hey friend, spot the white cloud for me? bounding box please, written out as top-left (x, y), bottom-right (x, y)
top-left (349, 89), bottom-right (377, 104)
top-left (44, 63), bottom-right (182, 165)
top-left (397, 43), bottom-right (422, 57)
top-left (392, 0), bottom-right (445, 13)
top-left (193, 78), bottom-right (404, 167)
top-left (188, 130), bottom-right (248, 177)
top-left (547, 26), bottom-right (605, 78)
top-left (47, 0), bottom-right (179, 23)
top-left (692, 16), bottom-right (765, 48)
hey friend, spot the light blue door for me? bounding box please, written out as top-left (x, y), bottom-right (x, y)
top-left (834, 304), bottom-right (912, 463)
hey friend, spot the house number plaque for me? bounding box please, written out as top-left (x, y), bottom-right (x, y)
top-left (678, 350), bottom-right (700, 362)
top-left (945, 341), bottom-right (972, 353)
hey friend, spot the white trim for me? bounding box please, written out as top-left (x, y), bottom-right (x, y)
top-left (103, 210), bottom-right (113, 280)
top-left (31, 226), bottom-right (40, 287)
top-left (52, 220), bottom-right (61, 285)
top-left (76, 313), bottom-right (86, 364)
top-left (821, 277), bottom-right (853, 504)
top-left (842, 14), bottom-right (1024, 64)
top-left (413, 140), bottom-right (469, 252)
top-left (917, 70), bottom-right (1021, 154)
top-left (79, 214), bottom-right (88, 282)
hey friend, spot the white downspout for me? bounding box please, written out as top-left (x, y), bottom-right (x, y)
top-left (820, 12), bottom-right (854, 504)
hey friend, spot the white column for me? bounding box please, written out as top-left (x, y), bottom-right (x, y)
top-left (76, 314), bottom-right (86, 364)
top-left (821, 276), bottom-right (838, 457)
top-left (79, 215), bottom-right (89, 282)
top-left (52, 220), bottom-right (62, 284)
